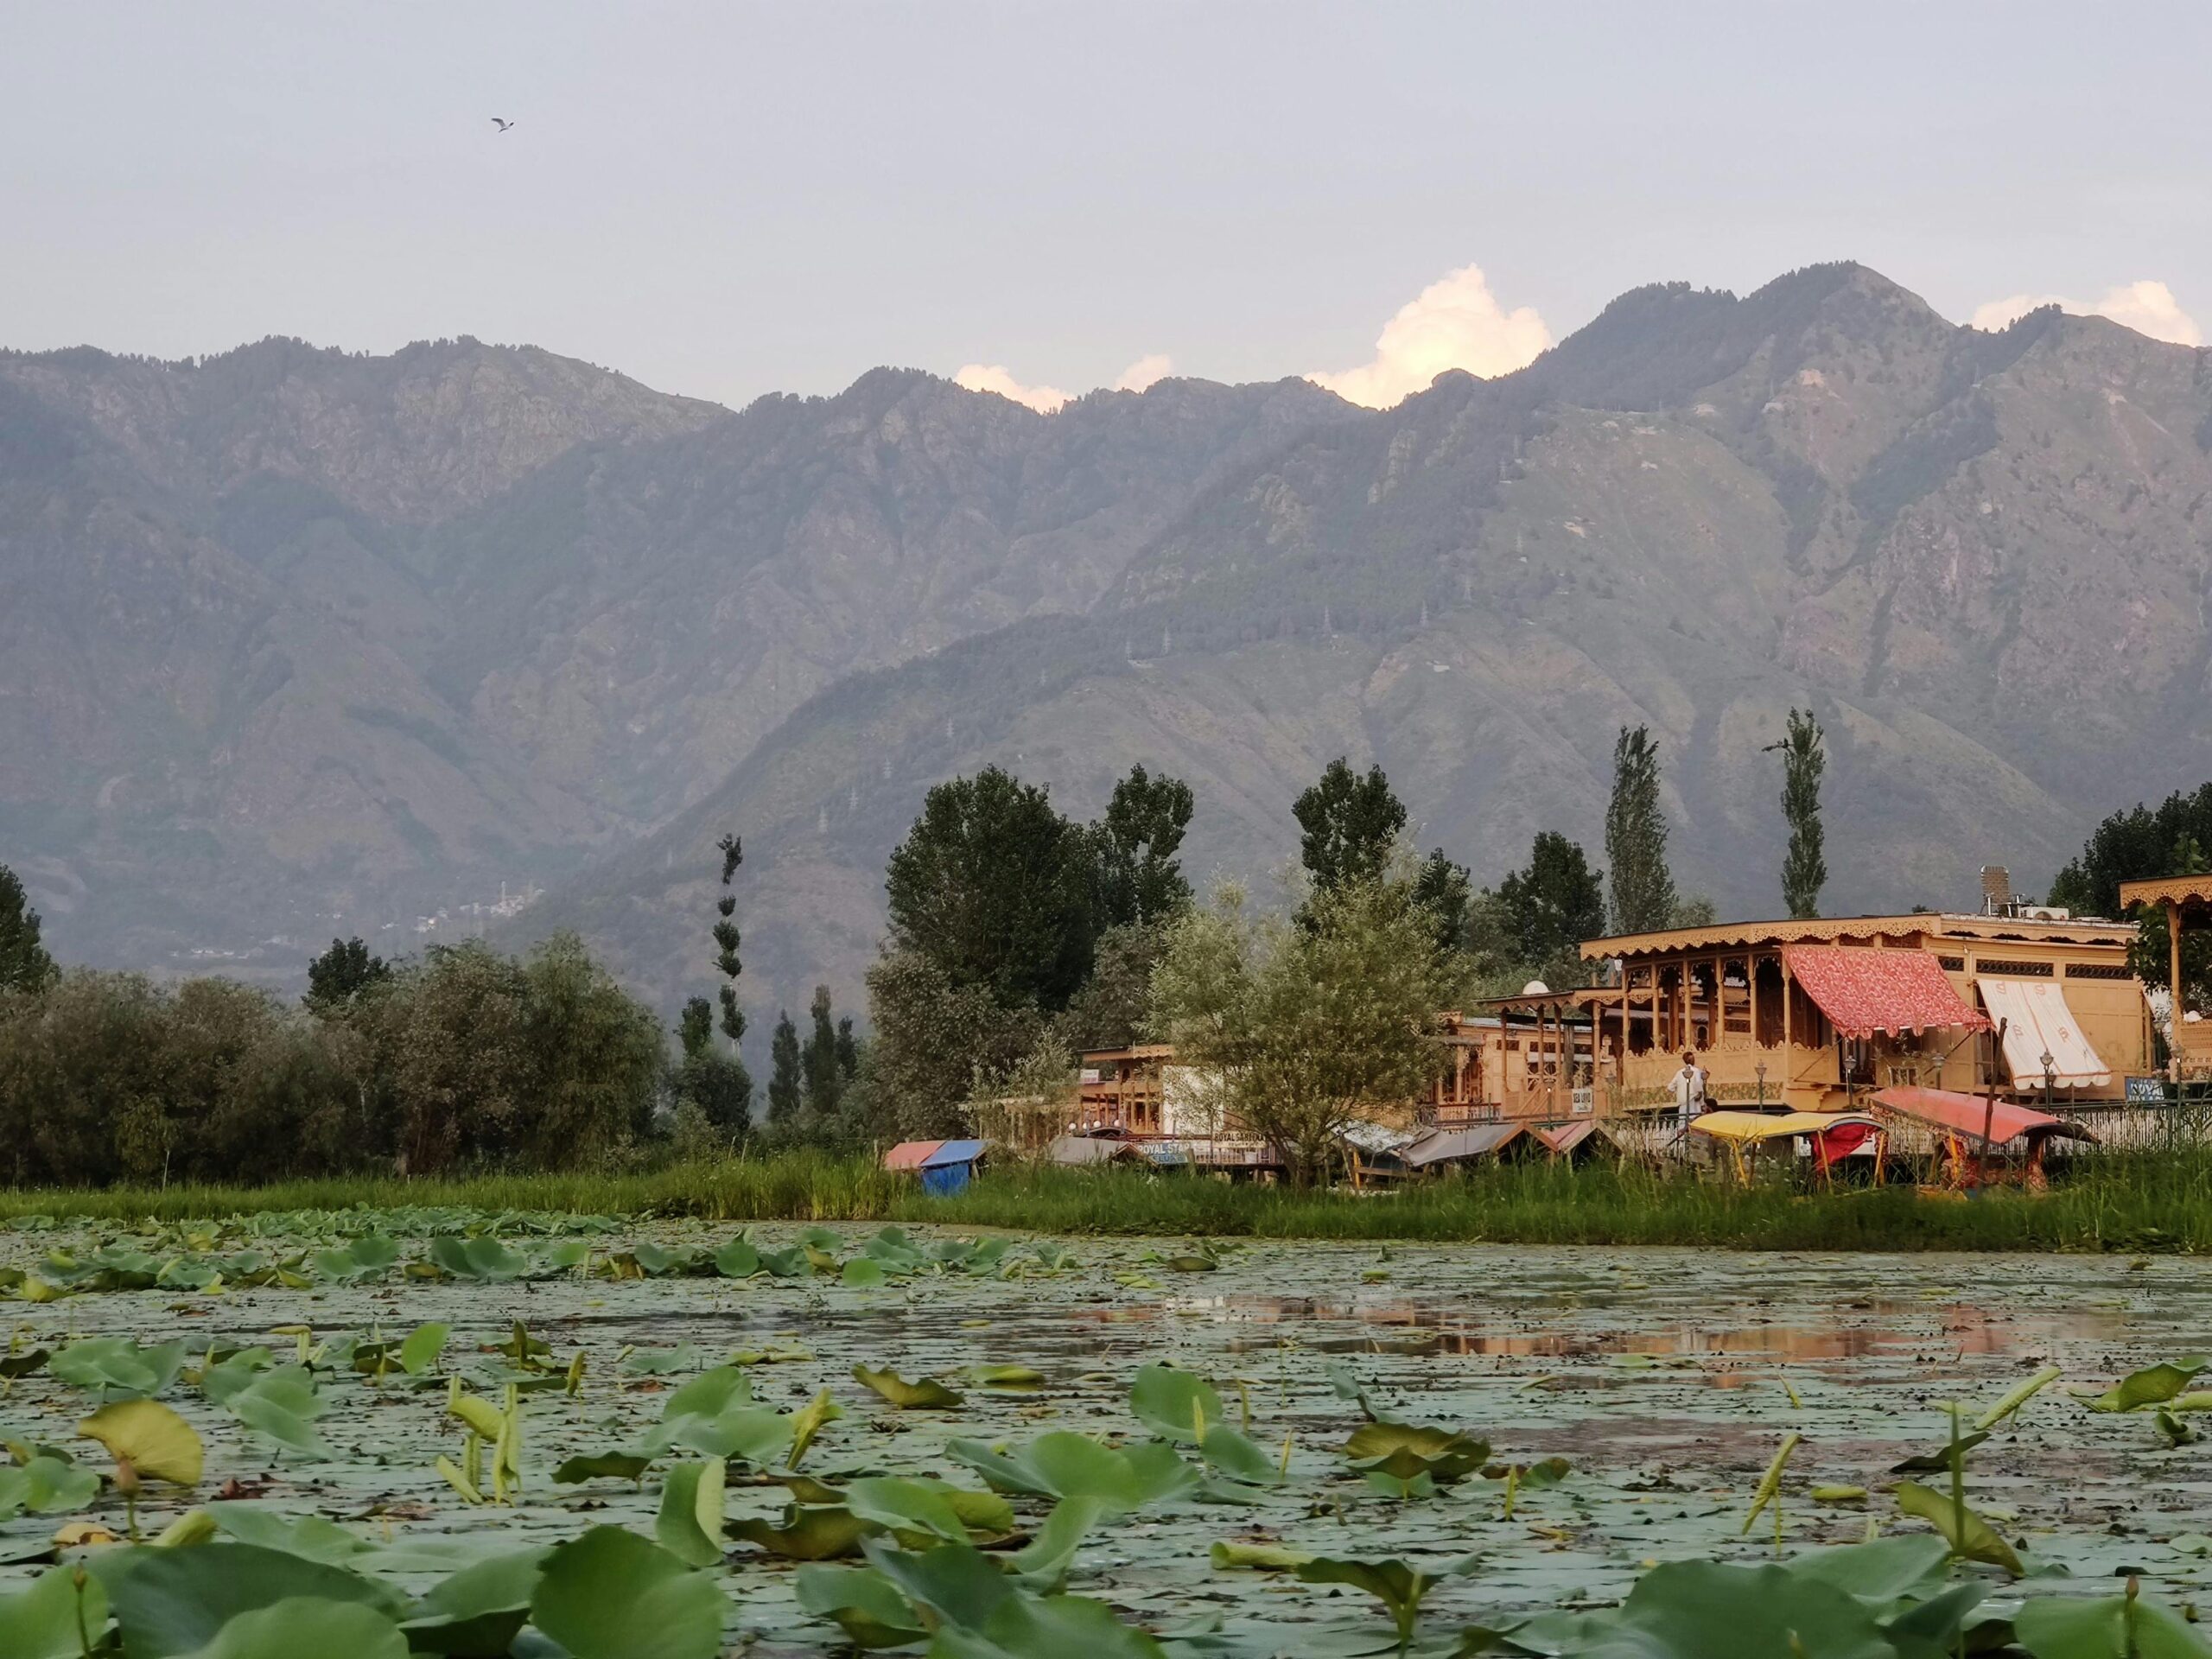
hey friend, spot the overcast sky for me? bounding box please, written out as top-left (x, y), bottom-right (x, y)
top-left (6, 3), bottom-right (2209, 411)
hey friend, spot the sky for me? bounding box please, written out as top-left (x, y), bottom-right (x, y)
top-left (5, 2), bottom-right (2210, 413)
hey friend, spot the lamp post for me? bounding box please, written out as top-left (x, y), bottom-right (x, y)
top-left (2041, 1050), bottom-right (2056, 1113)
top-left (1755, 1059), bottom-right (1767, 1110)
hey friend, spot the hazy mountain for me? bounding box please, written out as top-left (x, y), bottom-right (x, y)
top-left (10, 264), bottom-right (2212, 1035)
top-left (520, 264), bottom-right (2212, 1027)
top-left (0, 337), bottom-right (1347, 976)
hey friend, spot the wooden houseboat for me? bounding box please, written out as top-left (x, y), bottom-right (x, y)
top-left (1578, 910), bottom-right (2151, 1120)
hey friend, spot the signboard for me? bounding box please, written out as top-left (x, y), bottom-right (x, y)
top-left (2125, 1075), bottom-right (2169, 1107)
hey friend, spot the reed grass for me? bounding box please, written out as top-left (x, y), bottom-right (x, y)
top-left (4, 1147), bottom-right (2212, 1252)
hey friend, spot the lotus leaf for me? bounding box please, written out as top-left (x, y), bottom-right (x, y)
top-left (656, 1458), bottom-right (729, 1567)
top-left (712, 1237), bottom-right (761, 1277)
top-left (2012, 1587), bottom-right (2212, 1658)
top-left (399, 1321), bottom-right (450, 1376)
top-left (945, 1431), bottom-right (1198, 1510)
top-left (1894, 1479), bottom-right (2024, 1576)
top-left (728, 1504), bottom-right (877, 1560)
top-left (623, 1344), bottom-right (705, 1376)
top-left (224, 1366), bottom-right (334, 1459)
top-left (89, 1542), bottom-right (407, 1659)
top-left (529, 1527), bottom-right (725, 1659)
top-left (854, 1363), bottom-right (965, 1409)
top-left (1007, 1497), bottom-right (1106, 1592)
top-left (1198, 1424), bottom-right (1283, 1486)
top-left (552, 1451), bottom-right (654, 1484)
top-left (1560, 1560), bottom-right (1901, 1659)
top-left (170, 1598), bottom-right (409, 1659)
top-left (52, 1338), bottom-right (188, 1400)
top-left (80, 1398), bottom-right (203, 1486)
top-left (795, 1561), bottom-right (931, 1649)
top-left (842, 1475), bottom-right (975, 1544)
top-left (427, 1236), bottom-right (526, 1282)
top-left (1129, 1363), bottom-right (1226, 1443)
top-left (931, 1591), bottom-right (1170, 1659)
top-left (1290, 1554), bottom-right (1480, 1651)
top-left (0, 1561), bottom-right (109, 1659)
top-left (400, 1548), bottom-right (549, 1658)
top-left (788, 1388), bottom-right (843, 1468)
top-left (204, 1505), bottom-right (367, 1565)
top-left (858, 1538), bottom-right (1017, 1631)
top-left (842, 1258), bottom-right (887, 1287)
top-left (0, 1454), bottom-right (99, 1517)
top-left (2075, 1359), bottom-right (2209, 1414)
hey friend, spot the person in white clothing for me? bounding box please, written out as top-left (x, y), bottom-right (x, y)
top-left (1669, 1050), bottom-right (1708, 1122)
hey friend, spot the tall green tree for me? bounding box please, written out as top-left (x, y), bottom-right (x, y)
top-left (1151, 875), bottom-right (1445, 1187)
top-left (1604, 725), bottom-right (1676, 936)
top-left (0, 864), bottom-right (56, 995)
top-left (802, 985), bottom-right (845, 1119)
top-left (304, 937), bottom-right (387, 1011)
top-left (713, 834), bottom-right (747, 1046)
top-left (1767, 709), bottom-right (1827, 919)
top-left (673, 993), bottom-right (750, 1143)
top-left (1292, 759), bottom-right (1406, 895)
top-left (1495, 831), bottom-right (1608, 988)
top-left (1413, 848), bottom-right (1472, 958)
top-left (1091, 764), bottom-right (1196, 928)
top-left (766, 1010), bottom-right (803, 1125)
top-left (883, 766), bottom-right (1096, 1009)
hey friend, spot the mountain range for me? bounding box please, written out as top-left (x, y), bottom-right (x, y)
top-left (8, 263), bottom-right (2212, 1046)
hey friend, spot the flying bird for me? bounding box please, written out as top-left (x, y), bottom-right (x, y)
top-left (492, 118), bottom-right (516, 132)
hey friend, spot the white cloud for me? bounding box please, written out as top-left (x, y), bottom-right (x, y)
top-left (952, 363), bottom-right (1071, 414)
top-left (1970, 280), bottom-right (2202, 347)
top-left (1114, 353), bottom-right (1173, 392)
top-left (1309, 262), bottom-right (1551, 409)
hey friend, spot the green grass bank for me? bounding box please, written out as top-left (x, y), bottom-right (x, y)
top-left (3, 1150), bottom-right (2211, 1252)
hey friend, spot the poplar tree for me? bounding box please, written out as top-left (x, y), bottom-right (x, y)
top-left (766, 1010), bottom-right (803, 1124)
top-left (1604, 725), bottom-right (1676, 935)
top-left (803, 985), bottom-right (844, 1118)
top-left (1768, 709), bottom-right (1828, 919)
top-left (1293, 759), bottom-right (1406, 894)
top-left (713, 834), bottom-right (746, 1045)
top-left (0, 864), bottom-right (56, 995)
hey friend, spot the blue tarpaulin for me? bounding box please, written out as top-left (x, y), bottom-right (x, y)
top-left (918, 1139), bottom-right (988, 1197)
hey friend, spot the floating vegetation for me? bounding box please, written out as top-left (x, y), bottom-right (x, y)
top-left (0, 1210), bottom-right (2208, 1653)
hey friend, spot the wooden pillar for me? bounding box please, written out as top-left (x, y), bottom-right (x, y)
top-left (2171, 899), bottom-right (2186, 1080)
top-left (1781, 955), bottom-right (1795, 1106)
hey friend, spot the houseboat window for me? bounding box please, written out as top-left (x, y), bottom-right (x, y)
top-left (1976, 958), bottom-right (2053, 976)
top-left (1936, 956), bottom-right (1965, 972)
top-left (2063, 963), bottom-right (2133, 980)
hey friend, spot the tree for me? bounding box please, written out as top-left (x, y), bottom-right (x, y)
top-left (766, 1010), bottom-right (803, 1126)
top-left (2050, 783), bottom-right (2212, 918)
top-left (802, 985), bottom-right (845, 1120)
top-left (1412, 849), bottom-right (1472, 959)
top-left (1292, 759), bottom-right (1406, 895)
top-left (672, 993), bottom-right (749, 1144)
top-left (713, 835), bottom-right (747, 1046)
top-left (864, 946), bottom-right (1046, 1138)
top-left (835, 1016), bottom-right (860, 1081)
top-left (673, 835), bottom-right (753, 1139)
top-left (884, 766), bottom-right (1095, 1010)
top-left (1091, 765), bottom-right (1195, 929)
top-left (1604, 726), bottom-right (1675, 935)
top-left (1152, 875), bottom-right (1444, 1186)
top-left (304, 937), bottom-right (388, 1011)
top-left (1495, 831), bottom-right (1608, 989)
top-left (0, 864), bottom-right (56, 995)
top-left (1767, 709), bottom-right (1827, 919)
top-left (1057, 919), bottom-right (1172, 1052)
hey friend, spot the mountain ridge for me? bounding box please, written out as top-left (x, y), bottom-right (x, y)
top-left (6, 263), bottom-right (2209, 1041)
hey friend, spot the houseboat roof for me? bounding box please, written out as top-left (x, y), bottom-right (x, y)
top-left (1580, 911), bottom-right (2134, 961)
top-left (2119, 875), bottom-right (2212, 909)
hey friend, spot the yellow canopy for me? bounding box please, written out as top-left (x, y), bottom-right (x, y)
top-left (1689, 1110), bottom-right (1879, 1143)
